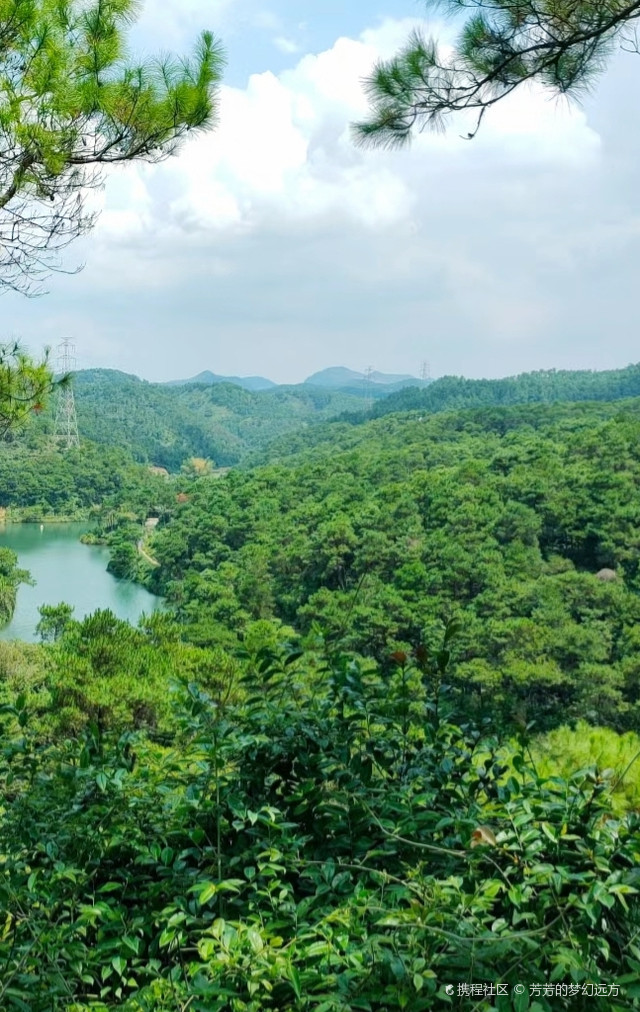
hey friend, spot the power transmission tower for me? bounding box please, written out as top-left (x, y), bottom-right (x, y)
top-left (363, 365), bottom-right (374, 412)
top-left (53, 339), bottom-right (80, 448)
top-left (420, 360), bottom-right (431, 382)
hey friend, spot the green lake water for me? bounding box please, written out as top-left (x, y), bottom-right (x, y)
top-left (0, 522), bottom-right (162, 642)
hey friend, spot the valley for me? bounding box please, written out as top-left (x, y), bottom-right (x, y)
top-left (21, 359), bottom-right (640, 472)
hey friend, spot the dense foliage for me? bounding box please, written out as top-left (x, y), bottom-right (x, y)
top-left (31, 363), bottom-right (640, 472)
top-left (0, 621), bottom-right (639, 1011)
top-left (145, 398), bottom-right (640, 734)
top-left (0, 440), bottom-right (174, 521)
top-left (370, 363), bottom-right (640, 421)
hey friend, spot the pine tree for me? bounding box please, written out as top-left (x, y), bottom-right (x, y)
top-left (0, 341), bottom-right (54, 434)
top-left (0, 0), bottom-right (225, 293)
top-left (354, 0), bottom-right (639, 147)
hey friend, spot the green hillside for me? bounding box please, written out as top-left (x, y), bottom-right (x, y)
top-left (27, 363), bottom-right (640, 473)
top-left (40, 369), bottom-right (373, 470)
top-left (370, 362), bottom-right (640, 418)
top-left (144, 396), bottom-right (640, 733)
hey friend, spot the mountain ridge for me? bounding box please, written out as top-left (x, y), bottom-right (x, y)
top-left (303, 366), bottom-right (425, 388)
top-left (164, 370), bottom-right (277, 392)
top-left (163, 366), bottom-right (428, 393)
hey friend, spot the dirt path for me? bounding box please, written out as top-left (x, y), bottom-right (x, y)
top-left (137, 540), bottom-right (160, 567)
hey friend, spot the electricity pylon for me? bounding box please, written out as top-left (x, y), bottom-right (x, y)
top-left (363, 365), bottom-right (374, 412)
top-left (53, 339), bottom-right (80, 448)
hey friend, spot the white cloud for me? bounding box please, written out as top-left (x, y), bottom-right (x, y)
top-left (273, 36), bottom-right (301, 55)
top-left (94, 166), bottom-right (153, 241)
top-left (18, 9), bottom-right (624, 386)
top-left (94, 14), bottom-right (602, 264)
top-left (474, 87), bottom-right (600, 165)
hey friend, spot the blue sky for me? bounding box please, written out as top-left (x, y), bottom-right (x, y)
top-left (129, 0), bottom-right (423, 83)
top-left (4, 1), bottom-right (640, 384)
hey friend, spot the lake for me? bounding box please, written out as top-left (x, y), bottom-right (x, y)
top-left (0, 522), bottom-right (162, 642)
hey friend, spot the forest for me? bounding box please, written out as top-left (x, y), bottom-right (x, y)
top-left (141, 398), bottom-right (640, 736)
top-left (370, 364), bottom-right (640, 420)
top-left (0, 441), bottom-right (174, 521)
top-left (23, 361), bottom-right (640, 471)
top-left (1, 388), bottom-right (640, 1010)
top-left (34, 371), bottom-right (374, 470)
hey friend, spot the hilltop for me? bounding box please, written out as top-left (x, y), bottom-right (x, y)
top-left (370, 363), bottom-right (640, 418)
top-left (303, 366), bottom-right (427, 393)
top-left (164, 370), bottom-right (277, 392)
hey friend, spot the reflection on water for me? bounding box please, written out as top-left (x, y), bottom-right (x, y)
top-left (0, 522), bottom-right (162, 642)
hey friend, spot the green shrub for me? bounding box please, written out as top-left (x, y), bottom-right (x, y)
top-left (0, 645), bottom-right (638, 1010)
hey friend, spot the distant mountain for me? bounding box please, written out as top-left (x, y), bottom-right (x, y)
top-left (163, 366), bottom-right (429, 395)
top-left (304, 367), bottom-right (364, 388)
top-left (166, 370), bottom-right (277, 392)
top-left (369, 370), bottom-right (422, 386)
top-left (304, 367), bottom-right (427, 391)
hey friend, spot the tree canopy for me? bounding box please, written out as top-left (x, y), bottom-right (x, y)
top-left (0, 0), bottom-right (225, 293)
top-left (136, 396), bottom-right (640, 733)
top-left (354, 0), bottom-right (640, 147)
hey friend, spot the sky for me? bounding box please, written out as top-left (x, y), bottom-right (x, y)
top-left (3, 0), bottom-right (640, 385)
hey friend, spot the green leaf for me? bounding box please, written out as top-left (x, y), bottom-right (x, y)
top-left (196, 882), bottom-right (218, 905)
top-left (98, 881), bottom-right (122, 893)
top-left (111, 955), bottom-right (126, 977)
top-left (289, 966), bottom-right (302, 1000)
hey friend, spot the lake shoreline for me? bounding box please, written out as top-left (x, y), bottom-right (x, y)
top-left (0, 522), bottom-right (162, 642)
top-left (0, 512), bottom-right (92, 525)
